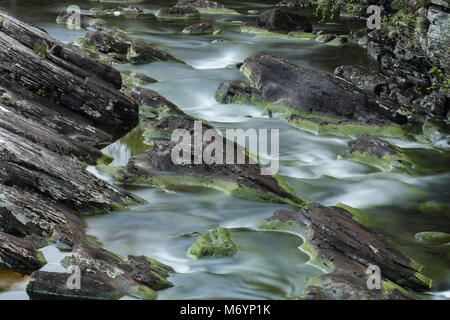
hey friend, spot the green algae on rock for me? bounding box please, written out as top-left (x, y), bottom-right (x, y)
top-left (187, 228), bottom-right (237, 260)
top-left (175, 0), bottom-right (239, 15)
top-left (415, 232), bottom-right (450, 245)
top-left (256, 204), bottom-right (432, 299)
top-left (215, 52), bottom-right (409, 139)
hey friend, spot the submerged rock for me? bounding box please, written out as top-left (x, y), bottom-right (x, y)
top-left (156, 7), bottom-right (200, 20)
top-left (183, 22), bottom-right (214, 35)
top-left (215, 52), bottom-right (407, 138)
top-left (315, 33), bottom-right (336, 43)
top-left (277, 0), bottom-right (312, 8)
top-left (187, 228), bottom-right (237, 259)
top-left (175, 0), bottom-right (239, 14)
top-left (257, 204), bottom-right (432, 299)
top-left (325, 36), bottom-right (348, 47)
top-left (242, 9), bottom-right (312, 35)
top-left (415, 232), bottom-right (450, 245)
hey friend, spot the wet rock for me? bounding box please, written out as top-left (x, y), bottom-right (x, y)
top-left (347, 134), bottom-right (414, 171)
top-left (183, 22), bottom-right (214, 34)
top-left (315, 33), bottom-right (336, 43)
top-left (187, 228), bottom-right (237, 259)
top-left (277, 0), bottom-right (312, 8)
top-left (214, 81), bottom-right (263, 104)
top-left (333, 65), bottom-right (389, 93)
top-left (175, 0), bottom-right (239, 14)
top-left (77, 28), bottom-right (183, 65)
top-left (156, 7), bottom-right (200, 20)
top-left (89, 6), bottom-right (146, 17)
top-left (0, 12), bottom-right (169, 299)
top-left (216, 52), bottom-right (407, 138)
top-left (27, 244), bottom-right (174, 300)
top-left (415, 232), bottom-right (450, 245)
top-left (242, 9), bottom-right (312, 34)
top-left (422, 91), bottom-right (449, 116)
top-left (357, 35), bottom-right (368, 46)
top-left (325, 35), bottom-right (348, 47)
top-left (257, 204), bottom-right (432, 299)
top-left (121, 71), bottom-right (157, 91)
top-left (0, 232), bottom-right (47, 272)
top-left (98, 89), bottom-right (305, 206)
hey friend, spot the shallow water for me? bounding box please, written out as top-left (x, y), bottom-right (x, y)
top-left (0, 0), bottom-right (448, 300)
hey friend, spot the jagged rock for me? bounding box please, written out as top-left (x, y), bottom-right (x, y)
top-left (77, 28), bottom-right (183, 65)
top-left (187, 228), bottom-right (237, 259)
top-left (347, 134), bottom-right (414, 171)
top-left (333, 65), bottom-right (389, 93)
top-left (121, 71), bottom-right (157, 91)
top-left (422, 91), bottom-right (449, 116)
top-left (0, 232), bottom-right (47, 272)
top-left (242, 9), bottom-right (312, 34)
top-left (257, 204), bottom-right (432, 299)
top-left (183, 22), bottom-right (214, 34)
top-left (215, 52), bottom-right (407, 138)
top-left (175, 0), bottom-right (239, 14)
top-left (156, 7), bottom-right (200, 20)
top-left (0, 13), bottom-right (138, 135)
top-left (97, 89), bottom-right (305, 206)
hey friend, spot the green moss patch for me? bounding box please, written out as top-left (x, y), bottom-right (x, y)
top-left (334, 203), bottom-right (368, 226)
top-left (187, 227), bottom-right (237, 260)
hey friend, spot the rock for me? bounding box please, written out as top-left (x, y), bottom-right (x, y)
top-left (187, 228), bottom-right (237, 259)
top-left (0, 12), bottom-right (171, 300)
top-left (156, 7), bottom-right (200, 20)
top-left (358, 35), bottom-right (368, 46)
top-left (333, 65), bottom-right (389, 93)
top-left (315, 33), bottom-right (336, 43)
top-left (175, 0), bottom-right (239, 14)
top-left (215, 52), bottom-right (407, 138)
top-left (27, 244), bottom-right (174, 300)
top-left (422, 91), bottom-right (449, 116)
top-left (214, 81), bottom-right (263, 104)
top-left (98, 89), bottom-right (305, 206)
top-left (257, 204), bottom-right (432, 299)
top-left (415, 232), bottom-right (450, 245)
top-left (0, 14), bottom-right (138, 135)
top-left (242, 9), bottom-right (312, 35)
top-left (277, 0), bottom-right (312, 8)
top-left (288, 31), bottom-right (316, 40)
top-left (89, 6), bottom-right (147, 17)
top-left (121, 71), bottom-right (157, 91)
top-left (347, 134), bottom-right (414, 172)
top-left (183, 22), bottom-right (214, 35)
top-left (325, 36), bottom-right (348, 47)
top-left (77, 28), bottom-right (183, 65)
top-left (0, 232), bottom-right (47, 272)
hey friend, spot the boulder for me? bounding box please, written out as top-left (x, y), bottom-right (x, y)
top-left (215, 52), bottom-right (407, 138)
top-left (415, 232), bottom-right (450, 245)
top-left (175, 0), bottom-right (239, 14)
top-left (156, 7), bottom-right (200, 20)
top-left (242, 9), bottom-right (312, 34)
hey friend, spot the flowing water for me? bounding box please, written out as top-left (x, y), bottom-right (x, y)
top-left (0, 0), bottom-right (449, 300)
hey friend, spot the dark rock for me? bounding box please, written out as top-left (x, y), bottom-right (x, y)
top-left (99, 89), bottom-right (305, 206)
top-left (277, 0), bottom-right (312, 8)
top-left (244, 9), bottom-right (312, 33)
top-left (348, 134), bottom-right (398, 158)
top-left (156, 6), bottom-right (200, 19)
top-left (77, 28), bottom-right (183, 65)
top-left (422, 91), bottom-right (449, 116)
top-left (216, 52), bottom-right (407, 138)
top-left (257, 204), bottom-right (432, 299)
top-left (0, 232), bottom-right (47, 272)
top-left (176, 0), bottom-right (226, 9)
top-left (183, 22), bottom-right (214, 34)
top-left (214, 81), bottom-right (263, 104)
top-left (333, 65), bottom-right (389, 93)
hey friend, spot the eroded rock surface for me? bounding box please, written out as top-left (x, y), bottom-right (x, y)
top-left (257, 204), bottom-right (432, 299)
top-left (243, 9), bottom-right (312, 34)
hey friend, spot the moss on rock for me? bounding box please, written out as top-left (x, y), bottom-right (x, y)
top-left (187, 227), bottom-right (237, 260)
